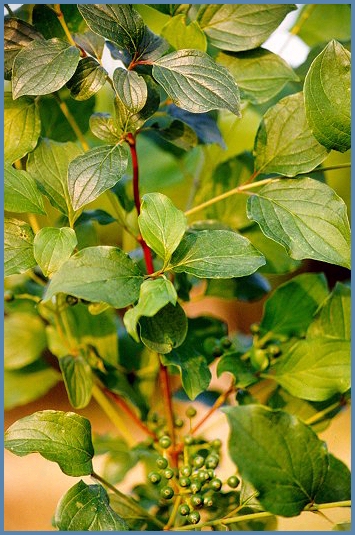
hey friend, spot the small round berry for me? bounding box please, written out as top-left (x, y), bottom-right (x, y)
top-left (205, 454), bottom-right (219, 469)
top-left (163, 468), bottom-right (174, 480)
top-left (174, 417), bottom-right (184, 428)
top-left (179, 476), bottom-right (191, 488)
top-left (184, 434), bottom-right (194, 446)
top-left (156, 456), bottom-right (168, 469)
top-left (227, 475), bottom-right (240, 488)
top-left (4, 290), bottom-right (14, 302)
top-left (204, 495), bottom-right (214, 507)
top-left (210, 438), bottom-right (222, 450)
top-left (66, 294), bottom-right (78, 306)
top-left (160, 486), bottom-right (174, 500)
top-left (187, 511), bottom-right (200, 524)
top-left (186, 406), bottom-right (197, 418)
top-left (193, 455), bottom-right (205, 469)
top-left (221, 336), bottom-right (232, 349)
top-left (159, 435), bottom-right (172, 449)
top-left (148, 471), bottom-right (161, 484)
top-left (207, 468), bottom-right (215, 479)
top-left (210, 478), bottom-right (222, 491)
top-left (180, 465), bottom-right (192, 477)
top-left (197, 469), bottom-right (210, 482)
top-left (250, 322), bottom-right (260, 334)
top-left (190, 494), bottom-right (203, 509)
top-left (190, 479), bottom-right (202, 494)
top-left (268, 344), bottom-right (281, 356)
top-left (178, 504), bottom-right (190, 516)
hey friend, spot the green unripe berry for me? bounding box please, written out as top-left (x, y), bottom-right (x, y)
top-left (180, 465), bottom-right (192, 477)
top-left (156, 456), bottom-right (168, 469)
top-left (205, 454), bottom-right (219, 469)
top-left (160, 485), bottom-right (174, 499)
top-left (186, 406), bottom-right (197, 418)
top-left (250, 347), bottom-right (269, 371)
top-left (268, 344), bottom-right (281, 356)
top-left (207, 468), bottom-right (215, 479)
top-left (210, 438), bottom-right (222, 450)
top-left (227, 475), bottom-right (240, 488)
top-left (193, 455), bottom-right (205, 468)
top-left (190, 479), bottom-right (202, 494)
top-left (179, 476), bottom-right (191, 488)
top-left (221, 336), bottom-right (232, 349)
top-left (197, 469), bottom-right (210, 482)
top-left (187, 511), bottom-right (200, 524)
top-left (159, 435), bottom-right (172, 449)
top-left (178, 504), bottom-right (190, 516)
top-left (210, 478), bottom-right (222, 491)
top-left (148, 471), bottom-right (161, 484)
top-left (174, 417), bottom-right (184, 428)
top-left (204, 496), bottom-right (214, 507)
top-left (190, 494), bottom-right (203, 508)
top-left (163, 468), bottom-right (174, 480)
top-left (250, 322), bottom-right (260, 334)
top-left (184, 435), bottom-right (194, 446)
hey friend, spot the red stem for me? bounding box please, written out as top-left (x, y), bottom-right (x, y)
top-left (105, 389), bottom-right (157, 439)
top-left (126, 133), bottom-right (155, 275)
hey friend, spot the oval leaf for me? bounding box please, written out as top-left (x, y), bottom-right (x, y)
top-left (224, 405), bottom-right (329, 516)
top-left (89, 113), bottom-right (121, 144)
top-left (33, 227), bottom-right (77, 277)
top-left (197, 4), bottom-right (296, 52)
top-left (217, 48), bottom-right (299, 104)
top-left (113, 67), bottom-right (148, 113)
top-left (54, 480), bottom-right (129, 531)
top-left (5, 364), bottom-right (60, 411)
top-left (12, 38), bottom-right (80, 99)
top-left (68, 144), bottom-right (128, 211)
top-left (4, 410), bottom-right (94, 476)
top-left (4, 313), bottom-right (47, 370)
top-left (254, 92), bottom-right (329, 176)
top-left (4, 217), bottom-right (36, 277)
top-left (161, 14), bottom-right (207, 52)
top-left (138, 192), bottom-right (187, 265)
top-left (124, 277), bottom-right (177, 342)
top-left (247, 177), bottom-right (351, 268)
top-left (140, 302), bottom-right (188, 354)
top-left (59, 355), bottom-right (93, 409)
top-left (43, 246), bottom-right (144, 309)
top-left (152, 49), bottom-right (241, 115)
top-left (4, 162), bottom-right (45, 214)
top-left (169, 230), bottom-right (265, 278)
top-left (304, 40), bottom-right (351, 153)
top-left (4, 92), bottom-right (41, 163)
top-left (4, 17), bottom-right (44, 79)
top-left (66, 56), bottom-right (107, 101)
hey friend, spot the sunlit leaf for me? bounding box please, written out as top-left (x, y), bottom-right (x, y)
top-left (4, 163), bottom-right (45, 215)
top-left (4, 93), bottom-right (41, 163)
top-left (4, 217), bottom-right (36, 277)
top-left (33, 227), bottom-right (77, 277)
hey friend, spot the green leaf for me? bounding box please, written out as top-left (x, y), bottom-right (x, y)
top-left (54, 480), bottom-right (129, 531)
top-left (138, 192), bottom-right (187, 265)
top-left (217, 48), bottom-right (299, 104)
top-left (32, 4), bottom-right (66, 40)
top-left (4, 17), bottom-right (44, 80)
top-left (73, 30), bottom-right (105, 60)
top-left (294, 4), bottom-right (351, 48)
top-left (161, 350), bottom-right (211, 401)
top-left (113, 68), bottom-right (148, 113)
top-left (161, 14), bottom-right (207, 52)
top-left (124, 277), bottom-right (177, 343)
top-left (44, 246), bottom-right (144, 309)
top-left (217, 352), bottom-right (257, 388)
top-left (152, 118), bottom-right (198, 151)
top-left (254, 92), bottom-right (329, 176)
top-left (247, 178), bottom-right (351, 269)
top-left (78, 3), bottom-right (144, 54)
top-left (89, 113), bottom-right (121, 144)
top-left (12, 38), bottom-right (80, 99)
top-left (206, 273), bottom-right (270, 302)
top-left (4, 410), bottom-right (94, 476)
top-left (224, 405), bottom-right (329, 516)
top-left (59, 355), bottom-right (93, 409)
top-left (66, 56), bottom-right (107, 101)
top-left (169, 230), bottom-right (265, 278)
top-left (4, 93), bottom-right (41, 163)
top-left (27, 138), bottom-right (82, 216)
top-left (259, 273), bottom-right (329, 337)
top-left (332, 523), bottom-right (352, 531)
top-left (304, 40), bottom-right (351, 153)
top-left (4, 217), bottom-right (36, 277)
top-left (272, 338), bottom-right (350, 401)
top-left (139, 302), bottom-right (188, 354)
top-left (4, 163), bottom-right (45, 215)
top-left (314, 454), bottom-right (351, 504)
top-left (4, 362), bottom-right (60, 410)
top-left (33, 227), bottom-right (77, 277)
top-left (4, 313), bottom-right (47, 370)
top-left (197, 4), bottom-right (296, 52)
top-left (152, 49), bottom-right (241, 115)
top-left (68, 144), bottom-right (129, 211)
top-left (307, 283), bottom-right (350, 341)
top-left (96, 369), bottom-right (148, 419)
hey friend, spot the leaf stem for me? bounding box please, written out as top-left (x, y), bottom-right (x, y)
top-left (54, 93), bottom-right (90, 152)
top-left (4, 4), bottom-right (14, 16)
top-left (52, 4), bottom-right (81, 49)
top-left (91, 384), bottom-right (136, 446)
top-left (159, 363), bottom-right (178, 466)
top-left (91, 471), bottom-right (165, 529)
top-left (105, 389), bottom-right (157, 439)
top-left (304, 400), bottom-right (346, 426)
